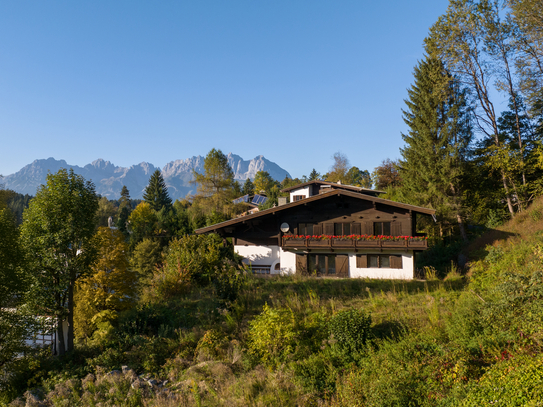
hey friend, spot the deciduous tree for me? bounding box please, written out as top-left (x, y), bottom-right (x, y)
top-left (74, 227), bottom-right (137, 342)
top-left (192, 149), bottom-right (236, 214)
top-left (20, 169), bottom-right (99, 355)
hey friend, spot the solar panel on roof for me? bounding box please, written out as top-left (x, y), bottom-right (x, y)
top-left (233, 194), bottom-right (250, 205)
top-left (251, 194), bottom-right (268, 205)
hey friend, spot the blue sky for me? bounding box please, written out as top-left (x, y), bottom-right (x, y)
top-left (1, 1), bottom-right (454, 179)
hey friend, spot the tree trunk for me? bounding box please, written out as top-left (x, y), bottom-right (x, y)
top-left (457, 213), bottom-right (468, 242)
top-left (57, 315), bottom-right (65, 357)
top-left (502, 172), bottom-right (515, 216)
top-left (67, 276), bottom-right (75, 353)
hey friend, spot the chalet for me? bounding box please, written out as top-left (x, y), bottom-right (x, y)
top-left (196, 180), bottom-right (435, 279)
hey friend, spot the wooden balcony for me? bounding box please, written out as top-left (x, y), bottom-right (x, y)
top-left (282, 237), bottom-right (428, 250)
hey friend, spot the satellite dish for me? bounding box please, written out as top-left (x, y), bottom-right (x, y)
top-left (280, 222), bottom-right (290, 233)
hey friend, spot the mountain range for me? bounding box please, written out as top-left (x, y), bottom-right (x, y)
top-left (2, 154), bottom-right (291, 200)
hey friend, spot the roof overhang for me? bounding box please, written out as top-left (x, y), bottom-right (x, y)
top-left (195, 189), bottom-right (435, 235)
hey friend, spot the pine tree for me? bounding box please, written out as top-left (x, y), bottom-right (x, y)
top-left (399, 56), bottom-right (472, 240)
top-left (116, 186), bottom-right (131, 235)
top-left (308, 169), bottom-right (320, 181)
top-left (143, 170), bottom-right (172, 212)
top-left (242, 178), bottom-right (255, 196)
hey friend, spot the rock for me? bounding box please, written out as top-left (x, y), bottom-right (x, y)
top-left (107, 370), bottom-right (121, 376)
top-left (121, 365), bottom-right (129, 374)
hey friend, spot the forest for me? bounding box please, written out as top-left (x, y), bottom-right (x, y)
top-left (1, 0), bottom-right (543, 405)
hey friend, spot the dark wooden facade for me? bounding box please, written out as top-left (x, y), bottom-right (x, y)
top-left (196, 189), bottom-right (434, 250)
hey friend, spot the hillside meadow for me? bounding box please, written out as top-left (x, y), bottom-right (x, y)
top-left (4, 197), bottom-right (543, 406)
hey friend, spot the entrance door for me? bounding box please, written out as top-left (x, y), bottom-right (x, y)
top-left (336, 255), bottom-right (349, 277)
top-left (296, 254), bottom-right (307, 275)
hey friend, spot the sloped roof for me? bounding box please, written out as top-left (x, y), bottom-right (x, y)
top-left (280, 180), bottom-right (385, 195)
top-left (195, 188), bottom-right (435, 234)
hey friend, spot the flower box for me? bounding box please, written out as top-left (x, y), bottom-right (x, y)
top-left (381, 240), bottom-right (407, 248)
top-left (408, 240), bottom-right (427, 248)
top-left (332, 239), bottom-right (355, 248)
top-left (283, 239), bottom-right (305, 247)
top-left (355, 240), bottom-right (381, 248)
top-left (308, 240), bottom-right (330, 247)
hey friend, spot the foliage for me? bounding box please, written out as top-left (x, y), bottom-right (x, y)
top-left (96, 196), bottom-right (117, 227)
top-left (192, 148), bottom-right (236, 215)
top-left (143, 169), bottom-right (172, 212)
top-left (241, 177), bottom-right (255, 196)
top-left (127, 201), bottom-right (157, 244)
top-left (253, 171), bottom-right (277, 195)
top-left (0, 208), bottom-right (38, 376)
top-left (20, 168), bottom-right (99, 355)
top-left (74, 227), bottom-right (138, 342)
top-left (328, 308), bottom-right (371, 354)
top-left (399, 54), bottom-right (472, 240)
top-left (460, 353), bottom-right (543, 406)
top-left (248, 304), bottom-right (297, 365)
top-left (130, 237), bottom-right (163, 280)
top-left (140, 234), bottom-right (236, 302)
top-left (346, 166), bottom-right (372, 188)
top-left (326, 152), bottom-right (351, 184)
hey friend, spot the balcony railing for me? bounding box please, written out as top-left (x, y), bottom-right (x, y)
top-left (282, 237), bottom-right (428, 250)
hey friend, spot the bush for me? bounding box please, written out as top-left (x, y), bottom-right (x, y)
top-left (328, 309), bottom-right (371, 354)
top-left (248, 304), bottom-right (297, 365)
top-left (460, 354), bottom-right (543, 406)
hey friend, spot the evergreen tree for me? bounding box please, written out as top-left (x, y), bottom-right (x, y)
top-left (116, 186), bottom-right (131, 235)
top-left (308, 169), bottom-right (321, 181)
top-left (143, 170), bottom-right (172, 212)
top-left (399, 55), bottom-right (472, 240)
top-left (242, 178), bottom-right (255, 196)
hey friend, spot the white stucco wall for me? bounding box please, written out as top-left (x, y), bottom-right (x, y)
top-left (234, 245), bottom-right (414, 279)
top-left (349, 252), bottom-right (414, 280)
top-left (235, 245), bottom-right (282, 274)
top-left (289, 186), bottom-right (311, 202)
top-left (279, 248), bottom-right (296, 275)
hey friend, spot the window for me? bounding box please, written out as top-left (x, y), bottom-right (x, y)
top-left (293, 195), bottom-right (306, 201)
top-left (358, 254), bottom-right (402, 269)
top-left (308, 254), bottom-right (336, 276)
top-left (334, 222), bottom-right (351, 235)
top-left (374, 221), bottom-right (391, 236)
top-left (298, 223), bottom-right (315, 235)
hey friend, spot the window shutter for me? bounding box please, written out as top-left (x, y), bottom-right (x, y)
top-left (363, 221), bottom-right (373, 235)
top-left (296, 254), bottom-right (307, 274)
top-left (352, 223), bottom-right (361, 235)
top-left (356, 254), bottom-right (368, 268)
top-left (313, 224), bottom-right (322, 235)
top-left (390, 255), bottom-right (403, 269)
top-left (391, 222), bottom-right (402, 236)
top-left (336, 255), bottom-right (349, 277)
top-left (324, 223), bottom-right (334, 235)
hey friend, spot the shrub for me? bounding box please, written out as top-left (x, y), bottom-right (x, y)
top-left (461, 354), bottom-right (543, 406)
top-left (328, 309), bottom-right (371, 354)
top-left (248, 304), bottom-right (297, 365)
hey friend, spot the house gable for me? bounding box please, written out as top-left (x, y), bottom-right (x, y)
top-left (196, 189), bottom-right (433, 246)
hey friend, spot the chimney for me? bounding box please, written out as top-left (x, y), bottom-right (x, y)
top-left (278, 197), bottom-right (287, 206)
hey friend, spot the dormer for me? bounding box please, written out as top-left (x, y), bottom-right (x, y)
top-left (281, 180), bottom-right (384, 203)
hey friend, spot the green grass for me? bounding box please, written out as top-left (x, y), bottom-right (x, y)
top-left (7, 197), bottom-right (543, 405)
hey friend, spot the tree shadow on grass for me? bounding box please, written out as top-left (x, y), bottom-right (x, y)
top-left (371, 320), bottom-right (406, 341)
top-left (463, 228), bottom-right (518, 262)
